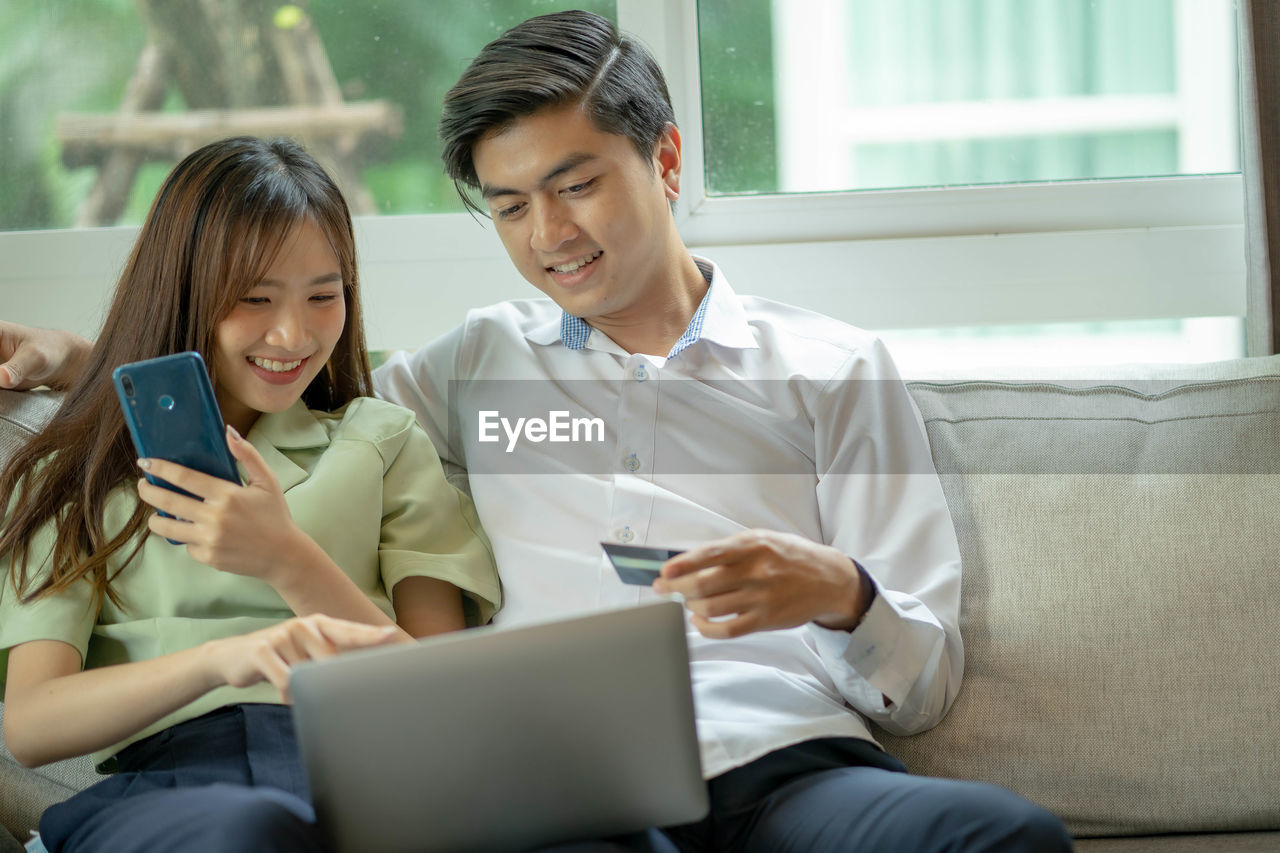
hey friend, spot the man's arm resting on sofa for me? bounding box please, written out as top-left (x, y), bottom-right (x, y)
top-left (0, 322), bottom-right (93, 390)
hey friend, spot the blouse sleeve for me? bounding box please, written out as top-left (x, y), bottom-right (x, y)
top-left (374, 414), bottom-right (501, 626)
top-left (0, 522), bottom-right (98, 695)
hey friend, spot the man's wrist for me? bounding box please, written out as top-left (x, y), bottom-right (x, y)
top-left (47, 331), bottom-right (95, 390)
top-left (67, 333), bottom-right (94, 379)
top-left (850, 559), bottom-right (875, 628)
top-left (815, 558), bottom-right (875, 631)
top-left (855, 558), bottom-right (875, 617)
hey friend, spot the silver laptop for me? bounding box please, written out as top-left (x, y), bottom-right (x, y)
top-left (290, 600), bottom-right (708, 853)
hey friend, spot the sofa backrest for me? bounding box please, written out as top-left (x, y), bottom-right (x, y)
top-left (885, 356), bottom-right (1280, 837)
top-left (3, 358), bottom-right (1280, 840)
top-left (0, 390), bottom-right (59, 463)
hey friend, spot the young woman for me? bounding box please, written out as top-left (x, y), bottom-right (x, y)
top-left (0, 136), bottom-right (500, 853)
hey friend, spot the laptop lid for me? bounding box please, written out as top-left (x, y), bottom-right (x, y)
top-left (290, 599), bottom-right (708, 853)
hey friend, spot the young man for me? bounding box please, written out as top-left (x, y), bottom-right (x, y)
top-left (0, 11), bottom-right (1071, 852)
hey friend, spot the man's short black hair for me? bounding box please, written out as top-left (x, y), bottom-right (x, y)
top-left (439, 10), bottom-right (676, 214)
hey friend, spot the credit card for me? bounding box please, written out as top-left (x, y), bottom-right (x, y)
top-left (601, 542), bottom-right (684, 586)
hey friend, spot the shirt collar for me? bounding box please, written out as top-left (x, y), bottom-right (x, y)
top-left (535, 256), bottom-right (759, 356)
top-left (240, 399), bottom-right (331, 494)
top-left (688, 257), bottom-right (759, 352)
top-left (246, 398), bottom-right (330, 450)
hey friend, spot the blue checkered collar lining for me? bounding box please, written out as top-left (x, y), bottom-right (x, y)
top-left (559, 259), bottom-right (714, 358)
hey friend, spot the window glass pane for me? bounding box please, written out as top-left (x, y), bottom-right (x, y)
top-left (0, 1), bottom-right (615, 232)
top-left (698, 0), bottom-right (1239, 195)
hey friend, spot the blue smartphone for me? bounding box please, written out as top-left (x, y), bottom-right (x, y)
top-left (113, 352), bottom-right (241, 540)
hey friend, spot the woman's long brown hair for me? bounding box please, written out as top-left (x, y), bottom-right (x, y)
top-left (0, 136), bottom-right (372, 609)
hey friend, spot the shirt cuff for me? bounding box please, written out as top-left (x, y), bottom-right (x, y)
top-left (808, 571), bottom-right (911, 712)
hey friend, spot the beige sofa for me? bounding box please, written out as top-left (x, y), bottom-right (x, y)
top-left (2, 355), bottom-right (1279, 851)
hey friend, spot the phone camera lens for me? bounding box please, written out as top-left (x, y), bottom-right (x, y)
top-left (121, 375), bottom-right (135, 397)
top-left (159, 395), bottom-right (175, 411)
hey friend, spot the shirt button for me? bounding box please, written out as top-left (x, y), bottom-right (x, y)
top-left (617, 526), bottom-right (635, 543)
top-left (633, 366), bottom-right (648, 381)
top-left (623, 453), bottom-right (641, 473)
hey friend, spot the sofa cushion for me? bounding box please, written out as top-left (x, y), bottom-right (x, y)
top-left (1074, 832), bottom-right (1280, 853)
top-left (886, 357), bottom-right (1280, 838)
top-left (0, 707), bottom-right (96, 843)
top-left (0, 823), bottom-right (21, 853)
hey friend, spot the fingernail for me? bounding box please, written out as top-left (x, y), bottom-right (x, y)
top-left (137, 458), bottom-right (151, 470)
top-left (226, 424), bottom-right (242, 441)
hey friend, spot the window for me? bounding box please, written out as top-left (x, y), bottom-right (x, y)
top-left (698, 0), bottom-right (1238, 195)
top-left (0, 1), bottom-right (613, 231)
top-left (634, 0), bottom-right (1245, 369)
top-left (1, 0), bottom-right (1247, 367)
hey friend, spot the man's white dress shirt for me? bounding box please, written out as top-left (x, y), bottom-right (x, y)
top-left (374, 258), bottom-right (963, 778)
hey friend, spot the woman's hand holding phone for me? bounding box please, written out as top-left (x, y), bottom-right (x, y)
top-left (136, 427), bottom-right (413, 633)
top-left (136, 425), bottom-right (309, 586)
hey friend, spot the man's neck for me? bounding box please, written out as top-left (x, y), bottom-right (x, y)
top-left (587, 254), bottom-right (710, 357)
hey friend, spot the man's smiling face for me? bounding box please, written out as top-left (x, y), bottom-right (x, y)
top-left (473, 102), bottom-right (683, 328)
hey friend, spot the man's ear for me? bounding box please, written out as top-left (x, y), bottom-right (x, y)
top-left (654, 122), bottom-right (682, 201)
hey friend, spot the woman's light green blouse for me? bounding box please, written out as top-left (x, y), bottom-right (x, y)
top-left (0, 396), bottom-right (500, 768)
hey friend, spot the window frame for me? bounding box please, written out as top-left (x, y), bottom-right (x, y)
top-left (618, 0), bottom-right (1244, 327)
top-left (0, 0), bottom-right (1246, 354)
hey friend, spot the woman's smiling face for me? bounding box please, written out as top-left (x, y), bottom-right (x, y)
top-left (211, 218), bottom-right (346, 434)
